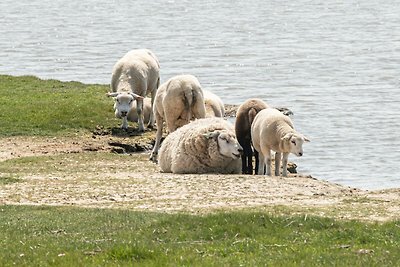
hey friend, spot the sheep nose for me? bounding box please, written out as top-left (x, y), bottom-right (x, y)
top-left (238, 147), bottom-right (244, 154)
top-left (121, 111), bottom-right (127, 117)
top-left (299, 152), bottom-right (303, 157)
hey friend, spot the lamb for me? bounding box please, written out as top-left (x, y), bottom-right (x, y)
top-left (158, 117), bottom-right (243, 174)
top-left (150, 74), bottom-right (206, 162)
top-left (108, 49), bottom-right (160, 131)
top-left (126, 97), bottom-right (152, 124)
top-left (203, 89), bottom-right (225, 118)
top-left (251, 108), bottom-right (310, 177)
top-left (234, 98), bottom-right (269, 174)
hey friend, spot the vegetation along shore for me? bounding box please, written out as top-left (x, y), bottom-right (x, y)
top-left (0, 75), bottom-right (399, 266)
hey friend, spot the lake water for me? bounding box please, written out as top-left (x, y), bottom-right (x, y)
top-left (1, 0), bottom-right (399, 190)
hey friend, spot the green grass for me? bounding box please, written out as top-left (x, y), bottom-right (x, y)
top-left (0, 152), bottom-right (158, 181)
top-left (0, 75), bottom-right (117, 136)
top-left (0, 175), bottom-right (20, 185)
top-left (0, 205), bottom-right (399, 267)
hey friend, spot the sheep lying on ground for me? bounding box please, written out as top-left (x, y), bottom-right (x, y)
top-left (108, 49), bottom-right (160, 131)
top-left (125, 97), bottom-right (152, 124)
top-left (251, 108), bottom-right (309, 177)
top-left (150, 74), bottom-right (206, 162)
top-left (203, 90), bottom-right (225, 118)
top-left (158, 117), bottom-right (243, 174)
top-left (235, 98), bottom-right (269, 174)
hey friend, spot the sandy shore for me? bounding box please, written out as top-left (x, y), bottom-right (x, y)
top-left (0, 134), bottom-right (399, 222)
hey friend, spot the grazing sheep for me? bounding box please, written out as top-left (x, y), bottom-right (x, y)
top-left (158, 117), bottom-right (243, 174)
top-left (108, 49), bottom-right (160, 131)
top-left (203, 89), bottom-right (225, 118)
top-left (251, 108), bottom-right (310, 177)
top-left (235, 98), bottom-right (269, 174)
top-left (150, 74), bottom-right (206, 162)
top-left (126, 97), bottom-right (152, 124)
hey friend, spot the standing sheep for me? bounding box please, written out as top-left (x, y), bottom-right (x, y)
top-left (203, 89), bottom-right (225, 118)
top-left (251, 108), bottom-right (309, 177)
top-left (158, 117), bottom-right (243, 174)
top-left (150, 74), bottom-right (206, 162)
top-left (235, 98), bottom-right (269, 174)
top-left (126, 97), bottom-right (152, 124)
top-left (108, 49), bottom-right (160, 131)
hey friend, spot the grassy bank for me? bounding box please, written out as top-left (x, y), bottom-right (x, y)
top-left (1, 75), bottom-right (399, 266)
top-left (1, 205), bottom-right (399, 266)
top-left (0, 75), bottom-right (116, 136)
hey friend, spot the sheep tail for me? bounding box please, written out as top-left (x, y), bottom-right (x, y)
top-left (248, 107), bottom-right (258, 125)
top-left (183, 88), bottom-right (196, 121)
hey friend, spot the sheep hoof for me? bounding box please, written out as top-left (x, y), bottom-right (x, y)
top-left (149, 153), bottom-right (158, 163)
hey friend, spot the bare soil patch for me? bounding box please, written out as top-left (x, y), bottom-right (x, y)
top-left (1, 133), bottom-right (399, 222)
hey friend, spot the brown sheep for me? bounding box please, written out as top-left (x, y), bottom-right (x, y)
top-left (234, 98), bottom-right (269, 174)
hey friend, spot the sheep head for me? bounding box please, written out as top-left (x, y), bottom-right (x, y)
top-left (203, 130), bottom-right (243, 159)
top-left (107, 92), bottom-right (144, 118)
top-left (281, 132), bottom-right (310, 157)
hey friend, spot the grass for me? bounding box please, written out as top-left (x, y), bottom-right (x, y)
top-left (1, 75), bottom-right (399, 266)
top-left (0, 205), bottom-right (399, 266)
top-left (0, 175), bottom-right (20, 185)
top-left (0, 152), bottom-right (155, 176)
top-left (0, 75), bottom-right (117, 136)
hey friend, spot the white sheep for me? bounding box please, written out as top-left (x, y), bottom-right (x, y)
top-left (108, 49), bottom-right (160, 131)
top-left (125, 97), bottom-right (152, 124)
top-left (251, 108), bottom-right (310, 177)
top-left (203, 89), bottom-right (225, 118)
top-left (158, 117), bottom-right (243, 174)
top-left (150, 74), bottom-right (206, 162)
top-left (235, 98), bottom-right (269, 174)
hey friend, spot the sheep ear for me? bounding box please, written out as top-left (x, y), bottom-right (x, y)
top-left (303, 136), bottom-right (310, 142)
top-left (281, 133), bottom-right (293, 142)
top-left (107, 92), bottom-right (119, 97)
top-left (129, 92), bottom-right (144, 100)
top-left (203, 131), bottom-right (220, 140)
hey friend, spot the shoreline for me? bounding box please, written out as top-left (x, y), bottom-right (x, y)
top-left (1, 134), bottom-right (399, 222)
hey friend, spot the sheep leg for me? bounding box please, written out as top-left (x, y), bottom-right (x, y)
top-left (149, 114), bottom-right (164, 162)
top-left (242, 141), bottom-right (252, 174)
top-left (147, 87), bottom-right (157, 129)
top-left (257, 152), bottom-right (264, 175)
top-left (247, 154), bottom-right (253, 174)
top-left (254, 149), bottom-right (260, 175)
top-left (275, 152), bottom-right (281, 176)
top-left (282, 153), bottom-right (289, 177)
top-left (136, 98), bottom-right (145, 132)
top-left (121, 117), bottom-right (128, 130)
top-left (241, 156), bottom-right (247, 174)
top-left (264, 149), bottom-right (272, 176)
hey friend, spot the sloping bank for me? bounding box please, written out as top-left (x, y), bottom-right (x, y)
top-left (0, 133), bottom-right (399, 222)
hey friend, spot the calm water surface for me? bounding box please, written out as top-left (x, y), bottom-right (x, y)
top-left (1, 0), bottom-right (399, 190)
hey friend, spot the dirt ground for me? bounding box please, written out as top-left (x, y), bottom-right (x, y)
top-left (1, 134), bottom-right (399, 222)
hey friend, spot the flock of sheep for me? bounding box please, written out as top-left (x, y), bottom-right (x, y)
top-left (107, 49), bottom-right (310, 176)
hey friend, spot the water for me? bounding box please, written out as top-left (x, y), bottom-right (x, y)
top-left (1, 0), bottom-right (399, 190)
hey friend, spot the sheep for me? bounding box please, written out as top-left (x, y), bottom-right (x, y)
top-left (158, 117), bottom-right (243, 174)
top-left (108, 49), bottom-right (160, 131)
top-left (234, 98), bottom-right (269, 174)
top-left (126, 97), bottom-right (152, 124)
top-left (150, 74), bottom-right (206, 162)
top-left (203, 89), bottom-right (225, 118)
top-left (251, 108), bottom-right (309, 177)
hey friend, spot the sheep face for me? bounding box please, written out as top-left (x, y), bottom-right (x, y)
top-left (283, 133), bottom-right (310, 157)
top-left (107, 92), bottom-right (144, 118)
top-left (114, 93), bottom-right (135, 118)
top-left (204, 130), bottom-right (243, 159)
top-left (218, 132), bottom-right (243, 159)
